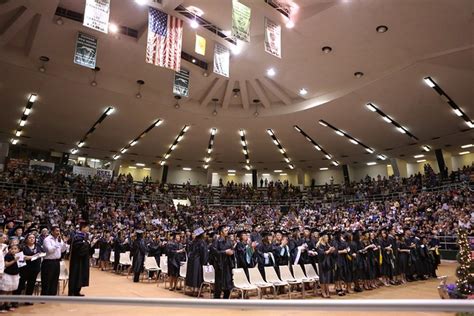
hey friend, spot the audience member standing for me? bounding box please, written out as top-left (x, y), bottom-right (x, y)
top-left (41, 225), bottom-right (68, 296)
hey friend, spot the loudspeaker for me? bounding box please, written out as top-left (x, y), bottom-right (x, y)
top-left (252, 169), bottom-right (257, 188)
top-left (61, 152), bottom-right (70, 165)
top-left (161, 165), bottom-right (169, 183)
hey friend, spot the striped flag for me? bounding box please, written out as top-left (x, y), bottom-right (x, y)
top-left (146, 7), bottom-right (184, 72)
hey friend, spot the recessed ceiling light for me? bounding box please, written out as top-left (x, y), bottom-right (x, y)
top-left (136, 163), bottom-right (145, 167)
top-left (109, 23), bottom-right (119, 33)
top-left (354, 71), bottom-right (364, 78)
top-left (183, 167), bottom-right (192, 171)
top-left (416, 159), bottom-right (426, 163)
top-left (459, 151), bottom-right (470, 155)
top-left (299, 88), bottom-right (308, 96)
top-left (376, 25), bottom-right (388, 33)
top-left (228, 173), bottom-right (236, 176)
top-left (135, 0), bottom-right (147, 5)
top-left (335, 130), bottom-right (344, 136)
top-left (365, 148), bottom-right (375, 154)
top-left (325, 154), bottom-right (331, 160)
top-left (331, 161), bottom-right (339, 166)
top-left (367, 162), bottom-right (377, 166)
top-left (414, 154), bottom-right (424, 158)
top-left (377, 155), bottom-right (387, 160)
top-left (453, 108), bottom-right (463, 117)
top-left (77, 141), bottom-right (85, 148)
top-left (286, 20), bottom-right (295, 29)
top-left (461, 144), bottom-right (473, 149)
top-left (322, 46), bottom-right (332, 54)
top-left (274, 170), bottom-right (282, 173)
top-left (11, 139), bottom-right (19, 145)
top-left (105, 107), bottom-right (115, 115)
top-left (397, 127), bottom-right (406, 134)
top-left (15, 130), bottom-right (22, 137)
top-left (228, 169), bottom-right (236, 173)
top-left (422, 145), bottom-right (431, 152)
top-left (349, 139), bottom-right (358, 145)
top-left (231, 44), bottom-right (242, 55)
top-left (467, 121), bottom-right (474, 128)
top-left (279, 173), bottom-right (287, 176)
top-left (262, 173), bottom-right (270, 176)
top-left (318, 121), bottom-right (328, 127)
top-left (28, 94), bottom-right (38, 103)
top-left (382, 116), bottom-right (392, 123)
top-left (128, 166), bottom-right (136, 169)
top-left (320, 167), bottom-right (328, 171)
top-left (70, 148), bottom-right (78, 154)
top-left (267, 68), bottom-right (276, 76)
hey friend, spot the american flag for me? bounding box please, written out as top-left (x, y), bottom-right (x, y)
top-left (146, 8), bottom-right (183, 72)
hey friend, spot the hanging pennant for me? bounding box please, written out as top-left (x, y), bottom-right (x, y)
top-left (195, 34), bottom-right (206, 56)
top-left (83, 0), bottom-right (110, 33)
top-left (173, 68), bottom-right (190, 97)
top-left (213, 43), bottom-right (230, 78)
top-left (232, 0), bottom-right (251, 42)
top-left (73, 32), bottom-right (98, 69)
top-left (264, 17), bottom-right (281, 58)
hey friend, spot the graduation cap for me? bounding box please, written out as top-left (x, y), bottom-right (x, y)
top-left (290, 226), bottom-right (300, 232)
top-left (261, 231), bottom-right (272, 238)
top-left (193, 227), bottom-right (205, 237)
top-left (217, 225), bottom-right (229, 233)
top-left (311, 227), bottom-right (319, 233)
top-left (320, 230), bottom-right (330, 237)
top-left (135, 229), bottom-right (144, 236)
top-left (237, 230), bottom-right (249, 237)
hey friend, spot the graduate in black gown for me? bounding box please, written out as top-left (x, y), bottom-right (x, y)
top-left (256, 231), bottom-right (276, 280)
top-left (273, 230), bottom-right (290, 277)
top-left (316, 231), bottom-right (336, 298)
top-left (68, 222), bottom-right (90, 296)
top-left (235, 230), bottom-right (256, 280)
top-left (167, 232), bottom-right (186, 291)
top-left (350, 231), bottom-right (364, 292)
top-left (131, 230), bottom-right (147, 283)
top-left (288, 227), bottom-right (301, 266)
top-left (428, 233), bottom-right (440, 278)
top-left (379, 230), bottom-right (394, 286)
top-left (185, 228), bottom-right (209, 295)
top-left (209, 225), bottom-right (234, 299)
top-left (334, 231), bottom-right (350, 296)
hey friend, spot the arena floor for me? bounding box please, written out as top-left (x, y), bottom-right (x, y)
top-left (15, 261), bottom-right (457, 316)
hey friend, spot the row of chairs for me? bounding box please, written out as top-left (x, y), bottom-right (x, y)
top-left (33, 261), bottom-right (69, 295)
top-left (198, 264), bottom-right (320, 299)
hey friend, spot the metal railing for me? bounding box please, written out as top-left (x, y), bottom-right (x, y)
top-left (7, 296), bottom-right (474, 312)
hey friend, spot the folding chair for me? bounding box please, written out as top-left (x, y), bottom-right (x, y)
top-left (198, 265), bottom-right (215, 298)
top-left (278, 265), bottom-right (304, 298)
top-left (143, 256), bottom-right (161, 282)
top-left (231, 268), bottom-right (260, 299)
top-left (158, 255), bottom-right (169, 288)
top-left (248, 267), bottom-right (276, 299)
top-left (177, 262), bottom-right (188, 292)
top-left (264, 266), bottom-right (292, 298)
top-left (304, 264), bottom-right (320, 296)
top-left (292, 265), bottom-right (318, 297)
top-left (58, 261), bottom-right (69, 294)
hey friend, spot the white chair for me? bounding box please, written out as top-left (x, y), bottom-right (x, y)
top-left (158, 255), bottom-right (169, 288)
top-left (304, 264), bottom-right (320, 296)
top-left (118, 252), bottom-right (132, 273)
top-left (110, 251), bottom-right (115, 264)
top-left (278, 265), bottom-right (304, 298)
top-left (177, 261), bottom-right (187, 292)
top-left (92, 248), bottom-right (100, 266)
top-left (231, 268), bottom-right (260, 299)
top-left (264, 266), bottom-right (292, 298)
top-left (58, 261), bottom-right (69, 294)
top-left (198, 265), bottom-right (215, 298)
top-left (292, 265), bottom-right (318, 298)
top-left (143, 256), bottom-right (161, 282)
top-left (248, 267), bottom-right (276, 299)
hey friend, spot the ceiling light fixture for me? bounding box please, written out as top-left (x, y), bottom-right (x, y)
top-left (320, 167), bottom-right (329, 171)
top-left (367, 162), bottom-right (377, 166)
top-left (183, 167), bottom-right (192, 171)
top-left (267, 68), bottom-right (276, 77)
top-left (286, 19), bottom-right (295, 29)
top-left (70, 148), bottom-right (78, 154)
top-left (160, 125), bottom-right (190, 163)
top-left (90, 67), bottom-right (100, 87)
top-left (190, 18), bottom-right (199, 29)
top-left (366, 103), bottom-right (377, 112)
top-left (299, 88), bottom-right (308, 96)
top-left (109, 23), bottom-right (119, 33)
top-left (11, 139), bottom-right (19, 145)
top-left (459, 151), bottom-right (470, 155)
top-left (135, 80), bottom-right (145, 99)
top-left (135, 0), bottom-right (147, 5)
top-left (365, 102), bottom-right (418, 140)
top-left (376, 25), bottom-right (388, 33)
top-left (331, 161), bottom-right (340, 166)
top-left (267, 128), bottom-right (295, 169)
top-left (354, 71), bottom-right (364, 78)
top-left (422, 145), bottom-right (431, 152)
top-left (322, 46), bottom-right (332, 54)
top-left (15, 130), bottom-right (22, 137)
top-left (461, 144), bottom-right (473, 149)
top-left (136, 163), bottom-right (145, 167)
top-left (38, 56), bottom-right (49, 73)
top-left (414, 154), bottom-right (424, 159)
top-left (417, 159), bottom-right (426, 163)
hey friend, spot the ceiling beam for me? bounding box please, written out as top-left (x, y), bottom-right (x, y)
top-left (249, 79), bottom-right (271, 108)
top-left (0, 6), bottom-right (35, 46)
top-left (239, 80), bottom-right (250, 110)
top-left (0, 0), bottom-right (26, 14)
top-left (200, 77), bottom-right (225, 107)
top-left (162, 0), bottom-right (184, 11)
top-left (259, 77), bottom-right (292, 106)
top-left (222, 79), bottom-right (235, 109)
top-left (23, 13), bottom-right (41, 56)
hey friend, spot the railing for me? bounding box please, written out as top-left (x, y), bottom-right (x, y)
top-left (7, 296), bottom-right (474, 312)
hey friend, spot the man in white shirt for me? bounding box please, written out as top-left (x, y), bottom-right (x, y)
top-left (41, 225), bottom-right (68, 296)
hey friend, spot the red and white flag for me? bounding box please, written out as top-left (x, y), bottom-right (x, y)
top-left (146, 8), bottom-right (184, 72)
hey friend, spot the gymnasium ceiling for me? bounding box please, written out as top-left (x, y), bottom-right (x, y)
top-left (0, 0), bottom-right (473, 171)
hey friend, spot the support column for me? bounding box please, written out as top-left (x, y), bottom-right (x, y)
top-left (252, 169), bottom-right (257, 188)
top-left (296, 168), bottom-right (304, 188)
top-left (161, 165), bottom-right (169, 184)
top-left (435, 148), bottom-right (448, 179)
top-left (389, 158), bottom-right (400, 177)
top-left (342, 164), bottom-right (350, 184)
top-left (206, 168), bottom-right (213, 186)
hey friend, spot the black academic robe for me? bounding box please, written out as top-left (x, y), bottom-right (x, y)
top-left (68, 231), bottom-right (90, 296)
top-left (131, 237), bottom-right (147, 275)
top-left (167, 241), bottom-right (185, 277)
top-left (209, 237), bottom-right (234, 292)
top-left (235, 241), bottom-right (256, 279)
top-left (334, 239), bottom-right (351, 282)
top-left (256, 242), bottom-right (276, 279)
top-left (185, 238), bottom-right (208, 288)
top-left (317, 243), bottom-right (334, 284)
top-left (380, 238), bottom-right (394, 278)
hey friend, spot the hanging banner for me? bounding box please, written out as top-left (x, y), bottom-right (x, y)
top-left (264, 18), bottom-right (281, 58)
top-left (213, 42), bottom-right (230, 78)
top-left (195, 34), bottom-right (206, 56)
top-left (74, 32), bottom-right (98, 69)
top-left (29, 160), bottom-right (55, 173)
top-left (231, 0), bottom-right (251, 42)
top-left (83, 0), bottom-right (110, 33)
top-left (173, 68), bottom-right (190, 97)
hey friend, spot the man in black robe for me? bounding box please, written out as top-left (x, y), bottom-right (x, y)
top-left (209, 225), bottom-right (234, 299)
top-left (131, 230), bottom-right (147, 283)
top-left (235, 230), bottom-right (256, 280)
top-left (68, 221), bottom-right (90, 296)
